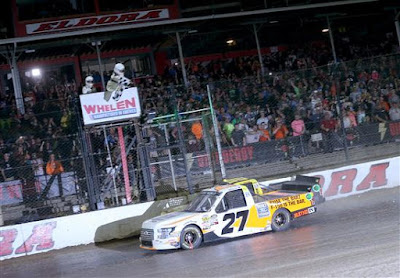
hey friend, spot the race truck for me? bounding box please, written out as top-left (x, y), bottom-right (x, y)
top-left (140, 175), bottom-right (324, 250)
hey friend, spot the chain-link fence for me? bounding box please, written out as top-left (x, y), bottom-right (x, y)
top-left (1, 53), bottom-right (400, 226)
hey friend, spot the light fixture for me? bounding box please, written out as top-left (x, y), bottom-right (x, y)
top-left (31, 68), bottom-right (41, 77)
top-left (322, 28), bottom-right (329, 33)
top-left (269, 20), bottom-right (279, 24)
top-left (226, 39), bottom-right (236, 46)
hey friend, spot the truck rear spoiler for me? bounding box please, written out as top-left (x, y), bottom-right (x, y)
top-left (269, 175), bottom-right (325, 204)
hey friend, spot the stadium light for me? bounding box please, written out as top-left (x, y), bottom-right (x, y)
top-left (322, 28), bottom-right (330, 32)
top-left (31, 68), bottom-right (41, 77)
top-left (226, 39), bottom-right (235, 45)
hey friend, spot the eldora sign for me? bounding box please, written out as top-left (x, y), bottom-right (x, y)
top-left (26, 9), bottom-right (170, 35)
top-left (79, 88), bottom-right (141, 125)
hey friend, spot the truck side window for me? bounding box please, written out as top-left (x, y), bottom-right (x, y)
top-left (225, 189), bottom-right (247, 209)
top-left (215, 197), bottom-right (228, 213)
top-left (242, 182), bottom-right (255, 194)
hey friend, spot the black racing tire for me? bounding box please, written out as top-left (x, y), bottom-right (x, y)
top-left (180, 225), bottom-right (203, 250)
top-left (271, 208), bottom-right (291, 232)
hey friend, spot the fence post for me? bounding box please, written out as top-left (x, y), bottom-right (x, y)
top-left (73, 97), bottom-right (101, 210)
top-left (170, 85), bottom-right (194, 194)
top-left (134, 122), bottom-right (156, 201)
top-left (103, 126), bottom-right (119, 205)
top-left (207, 84), bottom-right (226, 179)
top-left (202, 114), bottom-right (216, 184)
top-left (334, 76), bottom-right (350, 161)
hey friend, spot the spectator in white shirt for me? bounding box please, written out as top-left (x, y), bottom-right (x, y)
top-left (389, 102), bottom-right (400, 121)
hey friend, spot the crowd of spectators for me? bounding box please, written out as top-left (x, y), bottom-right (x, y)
top-left (0, 40), bottom-right (399, 206)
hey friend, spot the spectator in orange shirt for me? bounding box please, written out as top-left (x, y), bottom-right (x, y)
top-left (272, 118), bottom-right (289, 140)
top-left (258, 123), bottom-right (271, 142)
top-left (40, 154), bottom-right (64, 200)
top-left (191, 120), bottom-right (203, 141)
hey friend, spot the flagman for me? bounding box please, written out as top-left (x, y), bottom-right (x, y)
top-left (104, 63), bottom-right (132, 102)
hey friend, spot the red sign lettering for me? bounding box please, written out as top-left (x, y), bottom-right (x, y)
top-left (28, 9), bottom-right (169, 35)
top-left (356, 163), bottom-right (389, 191)
top-left (54, 20), bottom-right (75, 30)
top-left (115, 13), bottom-right (139, 23)
top-left (15, 222), bottom-right (57, 254)
top-left (325, 169), bottom-right (358, 197)
top-left (97, 15), bottom-right (118, 25)
top-left (74, 17), bottom-right (97, 27)
top-left (0, 229), bottom-right (18, 256)
top-left (33, 22), bottom-right (57, 32)
top-left (137, 10), bottom-right (162, 20)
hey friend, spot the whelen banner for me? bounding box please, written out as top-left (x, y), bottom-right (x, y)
top-left (79, 88), bottom-right (141, 125)
top-left (25, 9), bottom-right (170, 35)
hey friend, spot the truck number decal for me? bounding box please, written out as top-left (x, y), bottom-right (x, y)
top-left (222, 210), bottom-right (249, 234)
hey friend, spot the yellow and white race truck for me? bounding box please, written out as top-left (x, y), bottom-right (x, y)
top-left (140, 175), bottom-right (324, 250)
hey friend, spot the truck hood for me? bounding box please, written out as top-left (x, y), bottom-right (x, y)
top-left (142, 211), bottom-right (197, 229)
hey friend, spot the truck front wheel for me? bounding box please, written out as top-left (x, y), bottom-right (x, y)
top-left (271, 209), bottom-right (291, 232)
top-left (180, 225), bottom-right (203, 250)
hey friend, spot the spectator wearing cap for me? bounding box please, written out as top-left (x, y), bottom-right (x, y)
top-left (256, 111), bottom-right (269, 128)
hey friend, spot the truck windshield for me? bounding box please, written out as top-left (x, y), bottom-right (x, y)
top-left (185, 192), bottom-right (219, 212)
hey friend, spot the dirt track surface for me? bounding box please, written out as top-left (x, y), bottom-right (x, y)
top-left (1, 187), bottom-right (399, 278)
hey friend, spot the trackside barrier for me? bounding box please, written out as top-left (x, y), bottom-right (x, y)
top-left (260, 156), bottom-right (400, 201)
top-left (0, 156), bottom-right (399, 260)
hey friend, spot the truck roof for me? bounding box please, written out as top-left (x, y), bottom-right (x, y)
top-left (203, 183), bottom-right (245, 193)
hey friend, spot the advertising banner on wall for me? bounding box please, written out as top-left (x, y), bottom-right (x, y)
top-left (79, 88), bottom-right (141, 126)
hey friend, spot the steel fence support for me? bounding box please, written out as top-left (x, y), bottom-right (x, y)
top-left (163, 125), bottom-right (177, 191)
top-left (395, 11), bottom-right (400, 47)
top-left (253, 24), bottom-right (265, 77)
top-left (73, 98), bottom-right (101, 210)
top-left (94, 41), bottom-right (106, 91)
top-left (4, 43), bottom-right (25, 115)
top-left (103, 126), bottom-right (119, 205)
top-left (176, 31), bottom-right (188, 87)
top-left (207, 85), bottom-right (226, 179)
top-left (134, 122), bottom-right (156, 201)
top-left (326, 16), bottom-right (338, 64)
top-left (202, 114), bottom-right (216, 184)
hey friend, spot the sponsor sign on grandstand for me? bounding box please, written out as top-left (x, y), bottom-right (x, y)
top-left (25, 9), bottom-right (170, 35)
top-left (79, 88), bottom-right (141, 125)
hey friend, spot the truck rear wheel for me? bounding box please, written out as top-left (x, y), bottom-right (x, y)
top-left (180, 225), bottom-right (202, 250)
top-left (271, 208), bottom-right (291, 232)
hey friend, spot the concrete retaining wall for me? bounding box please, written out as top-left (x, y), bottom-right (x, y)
top-left (1, 156), bottom-right (399, 261)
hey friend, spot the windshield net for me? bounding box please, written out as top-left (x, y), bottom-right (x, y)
top-left (185, 192), bottom-right (218, 212)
